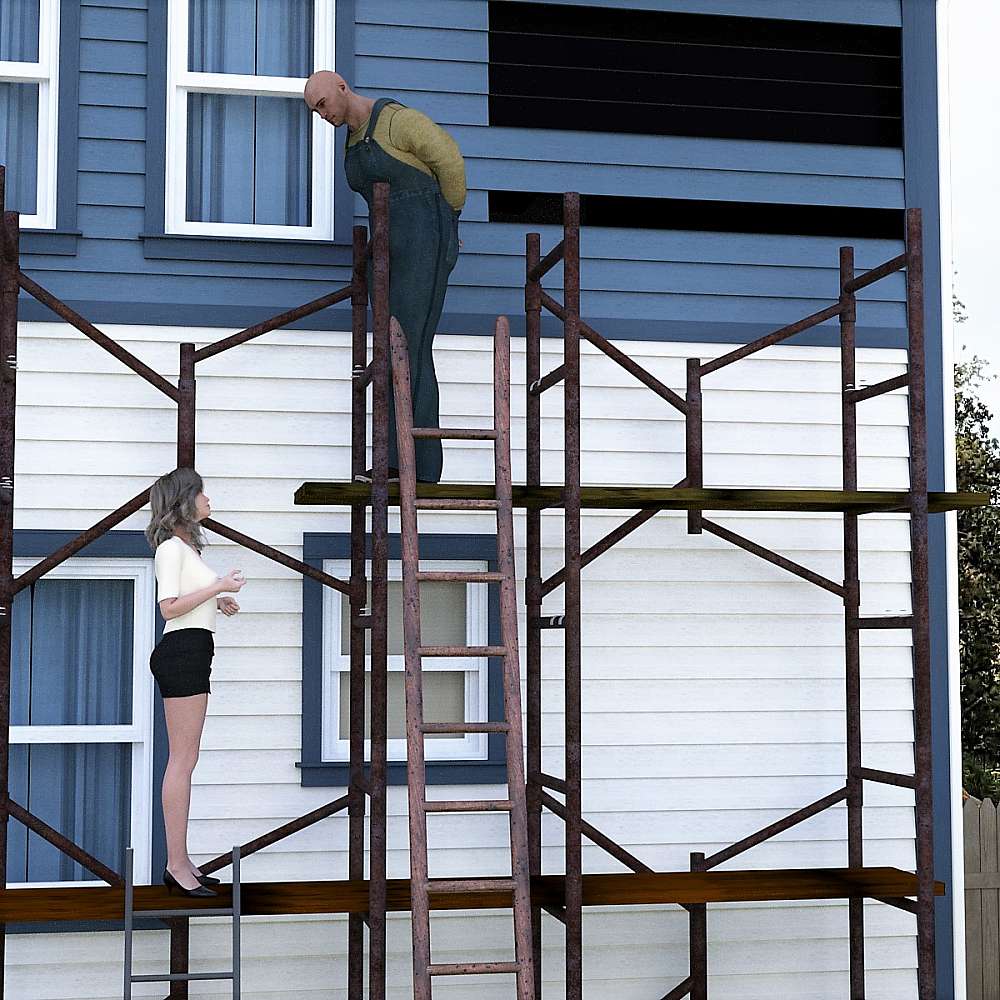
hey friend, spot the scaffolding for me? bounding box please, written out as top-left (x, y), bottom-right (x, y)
top-left (0, 164), bottom-right (983, 999)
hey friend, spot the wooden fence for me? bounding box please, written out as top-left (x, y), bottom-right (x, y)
top-left (965, 795), bottom-right (1000, 999)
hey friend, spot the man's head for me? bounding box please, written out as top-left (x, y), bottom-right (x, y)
top-left (304, 70), bottom-right (350, 126)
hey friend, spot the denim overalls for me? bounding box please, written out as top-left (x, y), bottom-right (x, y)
top-left (345, 97), bottom-right (460, 483)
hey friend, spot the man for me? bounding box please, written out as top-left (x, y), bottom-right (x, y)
top-left (304, 70), bottom-right (466, 484)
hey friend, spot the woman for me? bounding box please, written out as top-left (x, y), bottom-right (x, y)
top-left (145, 467), bottom-right (245, 898)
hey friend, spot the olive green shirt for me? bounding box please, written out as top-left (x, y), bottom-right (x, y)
top-left (347, 101), bottom-right (466, 212)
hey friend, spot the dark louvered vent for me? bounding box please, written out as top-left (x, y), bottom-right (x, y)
top-left (489, 191), bottom-right (903, 239)
top-left (488, 3), bottom-right (903, 147)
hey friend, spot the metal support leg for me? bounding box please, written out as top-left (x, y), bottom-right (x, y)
top-left (123, 844), bottom-right (241, 998)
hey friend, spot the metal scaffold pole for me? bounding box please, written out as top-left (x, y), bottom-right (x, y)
top-left (0, 166), bottom-right (19, 1000)
top-left (525, 229), bottom-right (545, 1000)
top-left (368, 180), bottom-right (391, 1000)
top-left (840, 243), bottom-right (866, 999)
top-left (562, 192), bottom-right (583, 1000)
top-left (905, 208), bottom-right (936, 1000)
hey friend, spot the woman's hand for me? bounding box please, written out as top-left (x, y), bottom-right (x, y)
top-left (217, 596), bottom-right (240, 616)
top-left (217, 570), bottom-right (246, 593)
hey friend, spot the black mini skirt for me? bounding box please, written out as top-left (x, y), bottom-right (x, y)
top-left (149, 627), bottom-right (214, 698)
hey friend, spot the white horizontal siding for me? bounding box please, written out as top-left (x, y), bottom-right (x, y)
top-left (8, 321), bottom-right (918, 998)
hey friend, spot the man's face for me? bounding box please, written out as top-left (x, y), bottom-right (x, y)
top-left (306, 80), bottom-right (348, 127)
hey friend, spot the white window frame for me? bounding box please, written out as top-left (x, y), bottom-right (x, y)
top-left (321, 557), bottom-right (491, 764)
top-left (165, 0), bottom-right (337, 239)
top-left (0, 0), bottom-right (60, 228)
top-left (8, 557), bottom-right (156, 888)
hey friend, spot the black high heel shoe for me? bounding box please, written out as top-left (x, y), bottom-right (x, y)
top-left (163, 867), bottom-right (217, 897)
top-left (195, 871), bottom-right (221, 886)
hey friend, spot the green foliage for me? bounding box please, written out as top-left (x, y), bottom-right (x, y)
top-left (956, 354), bottom-right (1000, 799)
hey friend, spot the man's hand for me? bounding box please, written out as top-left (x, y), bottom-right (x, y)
top-left (217, 596), bottom-right (240, 616)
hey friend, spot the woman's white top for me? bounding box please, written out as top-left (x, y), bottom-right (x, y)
top-left (154, 536), bottom-right (218, 634)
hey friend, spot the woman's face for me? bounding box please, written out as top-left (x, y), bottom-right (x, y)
top-left (194, 489), bottom-right (211, 521)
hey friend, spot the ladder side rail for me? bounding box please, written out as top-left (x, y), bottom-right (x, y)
top-left (494, 315), bottom-right (537, 1000)
top-left (388, 316), bottom-right (433, 1000)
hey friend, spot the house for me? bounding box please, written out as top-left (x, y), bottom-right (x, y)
top-left (0, 0), bottom-right (962, 997)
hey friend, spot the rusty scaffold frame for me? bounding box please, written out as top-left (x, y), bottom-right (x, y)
top-left (0, 157), bottom-right (975, 1000)
top-left (523, 192), bottom-right (937, 1000)
top-left (0, 167), bottom-right (401, 999)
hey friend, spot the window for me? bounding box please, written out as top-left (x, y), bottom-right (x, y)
top-left (0, 0), bottom-right (59, 226)
top-left (8, 556), bottom-right (156, 888)
top-left (165, 0), bottom-right (336, 239)
top-left (322, 559), bottom-right (490, 764)
top-left (488, 2), bottom-right (902, 147)
top-left (300, 533), bottom-right (508, 786)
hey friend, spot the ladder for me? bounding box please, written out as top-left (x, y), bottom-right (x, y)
top-left (388, 314), bottom-right (536, 1000)
top-left (123, 845), bottom-right (242, 999)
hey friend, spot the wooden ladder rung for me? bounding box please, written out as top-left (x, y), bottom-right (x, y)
top-left (417, 571), bottom-right (504, 583)
top-left (415, 498), bottom-right (501, 511)
top-left (425, 799), bottom-right (513, 813)
top-left (412, 427), bottom-right (497, 440)
top-left (421, 721), bottom-right (510, 734)
top-left (427, 878), bottom-right (518, 894)
top-left (420, 645), bottom-right (507, 657)
top-left (428, 961), bottom-right (522, 976)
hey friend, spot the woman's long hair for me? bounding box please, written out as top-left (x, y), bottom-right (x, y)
top-left (145, 467), bottom-right (207, 553)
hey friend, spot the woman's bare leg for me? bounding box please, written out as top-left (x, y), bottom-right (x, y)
top-left (162, 692), bottom-right (208, 889)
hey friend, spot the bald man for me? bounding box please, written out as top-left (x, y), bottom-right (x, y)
top-left (305, 71), bottom-right (466, 484)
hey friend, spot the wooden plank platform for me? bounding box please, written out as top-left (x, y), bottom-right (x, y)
top-left (0, 868), bottom-right (943, 923)
top-left (294, 482), bottom-right (986, 515)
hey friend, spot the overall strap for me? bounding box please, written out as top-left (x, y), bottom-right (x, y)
top-left (364, 96), bottom-right (404, 141)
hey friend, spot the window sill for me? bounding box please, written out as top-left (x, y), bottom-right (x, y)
top-left (20, 229), bottom-right (82, 256)
top-left (141, 232), bottom-right (353, 266)
top-left (296, 760), bottom-right (510, 787)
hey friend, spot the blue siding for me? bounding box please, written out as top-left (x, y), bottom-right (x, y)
top-left (79, 4), bottom-right (146, 42)
top-left (14, 0), bottom-right (914, 347)
top-left (79, 39), bottom-right (147, 75)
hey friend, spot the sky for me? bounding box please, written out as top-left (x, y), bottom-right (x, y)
top-left (948, 0), bottom-right (1000, 432)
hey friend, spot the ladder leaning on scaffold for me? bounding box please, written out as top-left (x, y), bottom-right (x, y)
top-left (388, 314), bottom-right (536, 999)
